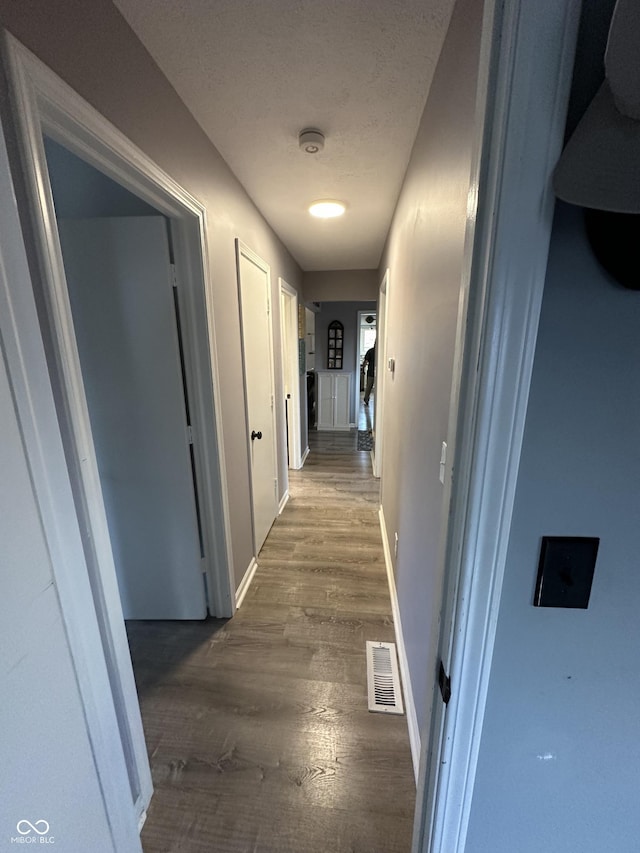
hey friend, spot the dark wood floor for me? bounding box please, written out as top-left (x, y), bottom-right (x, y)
top-left (128, 411), bottom-right (415, 852)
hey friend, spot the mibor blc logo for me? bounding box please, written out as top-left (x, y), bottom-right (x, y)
top-left (10, 820), bottom-right (55, 844)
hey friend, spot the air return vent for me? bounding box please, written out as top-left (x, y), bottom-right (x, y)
top-left (366, 641), bottom-right (404, 715)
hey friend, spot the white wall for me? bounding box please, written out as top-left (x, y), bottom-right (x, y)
top-left (465, 202), bottom-right (640, 852)
top-left (377, 0), bottom-right (485, 732)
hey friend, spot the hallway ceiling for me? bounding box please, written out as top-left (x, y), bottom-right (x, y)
top-left (113, 0), bottom-right (455, 271)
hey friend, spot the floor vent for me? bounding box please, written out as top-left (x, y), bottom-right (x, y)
top-left (366, 641), bottom-right (404, 715)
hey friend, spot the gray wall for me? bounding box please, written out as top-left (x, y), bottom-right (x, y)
top-left (465, 203), bottom-right (640, 852)
top-left (0, 0), bottom-right (304, 589)
top-left (377, 0), bottom-right (485, 730)
top-left (304, 269), bottom-right (378, 302)
top-left (314, 301), bottom-right (375, 425)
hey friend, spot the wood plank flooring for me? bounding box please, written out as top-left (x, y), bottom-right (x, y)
top-left (128, 422), bottom-right (415, 852)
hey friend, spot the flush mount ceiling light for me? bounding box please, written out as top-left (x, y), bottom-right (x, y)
top-left (299, 128), bottom-right (325, 154)
top-left (308, 200), bottom-right (346, 218)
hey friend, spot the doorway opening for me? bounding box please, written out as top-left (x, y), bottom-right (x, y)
top-left (3, 35), bottom-right (234, 835)
top-left (45, 136), bottom-right (207, 621)
top-left (279, 278), bottom-right (303, 471)
top-left (357, 310), bottom-right (377, 405)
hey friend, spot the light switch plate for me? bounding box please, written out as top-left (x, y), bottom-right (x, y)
top-left (533, 536), bottom-right (599, 608)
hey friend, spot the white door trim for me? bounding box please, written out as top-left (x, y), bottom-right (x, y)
top-left (279, 278), bottom-right (303, 470)
top-left (236, 240), bottom-right (279, 555)
top-left (373, 269), bottom-right (389, 479)
top-left (2, 30), bottom-right (235, 829)
top-left (412, 1), bottom-right (581, 851)
top-left (0, 79), bottom-right (142, 853)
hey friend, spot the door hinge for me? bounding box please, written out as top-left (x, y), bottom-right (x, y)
top-left (438, 659), bottom-right (451, 705)
top-left (170, 263), bottom-right (178, 288)
top-left (274, 478), bottom-right (278, 499)
top-left (186, 425), bottom-right (194, 445)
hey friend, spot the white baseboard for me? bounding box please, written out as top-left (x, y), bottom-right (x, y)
top-left (301, 446), bottom-right (310, 466)
top-left (235, 557), bottom-right (258, 609)
top-left (379, 505), bottom-right (421, 783)
top-left (278, 490), bottom-right (289, 514)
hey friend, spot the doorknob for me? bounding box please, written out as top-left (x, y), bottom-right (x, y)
top-left (251, 430), bottom-right (263, 441)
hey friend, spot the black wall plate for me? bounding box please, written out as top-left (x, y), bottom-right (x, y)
top-left (533, 536), bottom-right (599, 609)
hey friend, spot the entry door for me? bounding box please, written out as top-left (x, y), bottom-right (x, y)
top-left (57, 217), bottom-right (206, 619)
top-left (236, 242), bottom-right (278, 552)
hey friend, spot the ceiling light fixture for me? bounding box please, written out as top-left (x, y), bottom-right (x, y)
top-left (299, 128), bottom-right (325, 154)
top-left (309, 200), bottom-right (346, 219)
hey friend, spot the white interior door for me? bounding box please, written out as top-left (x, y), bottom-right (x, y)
top-left (57, 216), bottom-right (206, 619)
top-left (237, 242), bottom-right (278, 553)
top-left (280, 279), bottom-right (302, 470)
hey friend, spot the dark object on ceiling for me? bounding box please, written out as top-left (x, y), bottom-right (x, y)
top-left (584, 208), bottom-right (640, 289)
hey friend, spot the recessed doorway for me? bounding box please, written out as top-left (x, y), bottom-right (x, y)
top-left (3, 37), bottom-right (234, 837)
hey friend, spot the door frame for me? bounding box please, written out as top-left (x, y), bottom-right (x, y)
top-left (0, 110), bottom-right (143, 853)
top-left (355, 309), bottom-right (376, 419)
top-left (373, 270), bottom-right (389, 479)
top-left (2, 31), bottom-right (235, 829)
top-left (279, 278), bottom-right (303, 471)
top-left (412, 0), bottom-right (581, 851)
top-left (236, 240), bottom-right (279, 555)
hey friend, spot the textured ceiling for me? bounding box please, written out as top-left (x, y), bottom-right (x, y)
top-left (113, 0), bottom-right (455, 271)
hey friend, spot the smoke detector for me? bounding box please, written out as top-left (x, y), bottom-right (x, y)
top-left (299, 129), bottom-right (325, 154)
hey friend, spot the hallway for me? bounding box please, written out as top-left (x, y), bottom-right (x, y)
top-left (128, 424), bottom-right (415, 852)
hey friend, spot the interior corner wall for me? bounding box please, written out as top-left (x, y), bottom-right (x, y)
top-left (303, 269), bottom-right (378, 302)
top-left (376, 0), bottom-right (485, 732)
top-left (464, 203), bottom-right (640, 853)
top-left (0, 0), bottom-right (304, 587)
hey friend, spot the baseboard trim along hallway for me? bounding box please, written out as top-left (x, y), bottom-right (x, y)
top-left (278, 490), bottom-right (289, 514)
top-left (235, 556), bottom-right (258, 608)
top-left (379, 504), bottom-right (421, 781)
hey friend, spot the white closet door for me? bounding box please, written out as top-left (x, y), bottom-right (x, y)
top-left (237, 243), bottom-right (279, 553)
top-left (317, 372), bottom-right (335, 429)
top-left (334, 374), bottom-right (351, 429)
top-left (58, 217), bottom-right (206, 619)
